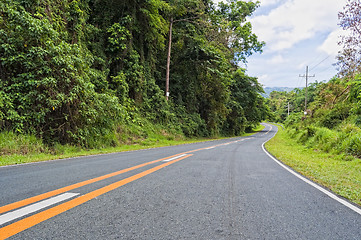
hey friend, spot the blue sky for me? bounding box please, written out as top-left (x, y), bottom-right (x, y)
top-left (214, 0), bottom-right (348, 88)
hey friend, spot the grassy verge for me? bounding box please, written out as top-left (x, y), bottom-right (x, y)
top-left (244, 124), bottom-right (265, 136)
top-left (0, 125), bottom-right (264, 166)
top-left (0, 138), bottom-right (207, 166)
top-left (265, 125), bottom-right (361, 206)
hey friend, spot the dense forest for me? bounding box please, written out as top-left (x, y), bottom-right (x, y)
top-left (268, 0), bottom-right (361, 159)
top-left (0, 0), bottom-right (270, 149)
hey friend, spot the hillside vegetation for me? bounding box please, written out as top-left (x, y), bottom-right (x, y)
top-left (0, 0), bottom-right (270, 156)
top-left (265, 0), bottom-right (361, 204)
top-left (267, 0), bottom-right (361, 158)
top-left (266, 77), bottom-right (361, 205)
top-left (269, 77), bottom-right (361, 158)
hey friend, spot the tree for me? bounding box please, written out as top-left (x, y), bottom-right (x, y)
top-left (214, 0), bottom-right (265, 63)
top-left (229, 69), bottom-right (269, 130)
top-left (337, 0), bottom-right (361, 80)
top-left (0, 0), bottom-right (268, 147)
top-left (164, 0), bottom-right (206, 100)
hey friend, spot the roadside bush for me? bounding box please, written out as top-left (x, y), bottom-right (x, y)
top-left (342, 133), bottom-right (361, 158)
top-left (284, 112), bottom-right (303, 128)
top-left (318, 104), bottom-right (352, 129)
top-left (0, 131), bottom-right (46, 155)
top-left (287, 128), bottom-right (298, 138)
top-left (177, 112), bottom-right (207, 137)
top-left (0, 91), bottom-right (12, 129)
top-left (287, 122), bottom-right (361, 158)
top-left (295, 126), bottom-right (315, 144)
top-left (309, 127), bottom-right (339, 152)
top-left (338, 123), bottom-right (361, 135)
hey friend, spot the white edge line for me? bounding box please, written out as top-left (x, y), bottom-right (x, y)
top-left (0, 192), bottom-right (80, 226)
top-left (261, 124), bottom-right (361, 216)
top-left (162, 154), bottom-right (188, 162)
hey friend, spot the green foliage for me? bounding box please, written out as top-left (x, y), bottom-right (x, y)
top-left (266, 126), bottom-right (361, 206)
top-left (0, 0), bottom-right (268, 150)
top-left (269, 72), bottom-right (361, 159)
top-left (106, 23), bottom-right (130, 53)
top-left (227, 69), bottom-right (269, 132)
top-left (342, 132), bottom-right (361, 157)
top-left (317, 103), bottom-right (352, 129)
top-left (0, 131), bottom-right (46, 155)
top-left (308, 127), bottom-right (342, 153)
top-left (216, 0), bottom-right (264, 63)
top-left (0, 0), bottom-right (124, 146)
top-left (284, 112), bottom-right (303, 128)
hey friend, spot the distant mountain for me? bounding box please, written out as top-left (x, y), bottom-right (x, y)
top-left (262, 87), bottom-right (299, 98)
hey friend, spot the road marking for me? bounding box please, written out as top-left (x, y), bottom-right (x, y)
top-left (205, 146), bottom-right (216, 150)
top-left (0, 131), bottom-right (265, 239)
top-left (262, 125), bottom-right (361, 216)
top-left (0, 193), bottom-right (79, 226)
top-left (162, 154), bottom-right (188, 162)
top-left (0, 154), bottom-right (192, 239)
top-left (0, 153), bottom-right (187, 215)
top-left (262, 124), bottom-right (272, 135)
top-left (0, 136), bottom-right (257, 216)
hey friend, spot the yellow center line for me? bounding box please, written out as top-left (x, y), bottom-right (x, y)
top-left (1, 139), bottom-right (243, 216)
top-left (0, 138), bottom-right (245, 238)
top-left (0, 153), bottom-right (186, 215)
top-left (0, 154), bottom-right (193, 239)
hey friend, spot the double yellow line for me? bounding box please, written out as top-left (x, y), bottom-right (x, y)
top-left (0, 138), bottom-right (245, 239)
top-left (0, 153), bottom-right (192, 239)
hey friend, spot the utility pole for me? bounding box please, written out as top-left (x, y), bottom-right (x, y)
top-left (165, 18), bottom-right (173, 101)
top-left (288, 101), bottom-right (290, 116)
top-left (164, 15), bottom-right (201, 101)
top-left (299, 66), bottom-right (315, 114)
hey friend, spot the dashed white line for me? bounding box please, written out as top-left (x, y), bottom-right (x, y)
top-left (205, 147), bottom-right (216, 150)
top-left (162, 154), bottom-right (188, 162)
top-left (0, 192), bottom-right (79, 226)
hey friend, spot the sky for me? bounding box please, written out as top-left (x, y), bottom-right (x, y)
top-left (213, 0), bottom-right (348, 88)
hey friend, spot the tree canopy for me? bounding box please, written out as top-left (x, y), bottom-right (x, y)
top-left (0, 0), bottom-right (268, 147)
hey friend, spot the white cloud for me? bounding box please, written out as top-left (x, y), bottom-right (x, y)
top-left (257, 74), bottom-right (271, 85)
top-left (268, 55), bottom-right (286, 64)
top-left (251, 0), bottom-right (347, 52)
top-left (297, 61), bottom-right (308, 70)
top-left (318, 28), bottom-right (345, 57)
top-left (259, 0), bottom-right (285, 7)
top-left (214, 0), bottom-right (346, 87)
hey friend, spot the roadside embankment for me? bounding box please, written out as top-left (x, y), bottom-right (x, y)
top-left (265, 125), bottom-right (361, 206)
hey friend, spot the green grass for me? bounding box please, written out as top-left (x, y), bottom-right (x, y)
top-left (0, 138), bottom-right (212, 166)
top-left (244, 124), bottom-right (265, 136)
top-left (0, 125), bottom-right (264, 166)
top-left (265, 126), bottom-right (361, 206)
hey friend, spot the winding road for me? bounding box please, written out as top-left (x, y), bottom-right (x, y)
top-left (0, 123), bottom-right (360, 239)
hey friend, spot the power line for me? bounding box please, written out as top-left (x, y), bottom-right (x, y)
top-left (316, 64), bottom-right (337, 75)
top-left (296, 76), bottom-right (303, 89)
top-left (308, 53), bottom-right (325, 67)
top-left (299, 66), bottom-right (315, 112)
top-left (309, 55), bottom-right (331, 71)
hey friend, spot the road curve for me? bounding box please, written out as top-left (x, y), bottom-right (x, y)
top-left (0, 123), bottom-right (361, 239)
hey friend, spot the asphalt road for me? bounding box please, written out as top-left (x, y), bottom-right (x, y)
top-left (0, 123), bottom-right (361, 239)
